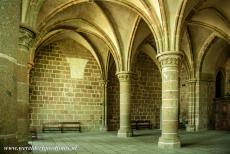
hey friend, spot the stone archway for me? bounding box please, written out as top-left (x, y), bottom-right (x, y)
top-left (29, 39), bottom-right (103, 132)
top-left (131, 52), bottom-right (162, 130)
top-left (107, 52), bottom-right (162, 132)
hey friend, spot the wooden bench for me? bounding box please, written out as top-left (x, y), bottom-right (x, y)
top-left (42, 122), bottom-right (81, 133)
top-left (42, 122), bottom-right (62, 132)
top-left (30, 128), bottom-right (38, 140)
top-left (131, 120), bottom-right (152, 130)
top-left (61, 122), bottom-right (81, 132)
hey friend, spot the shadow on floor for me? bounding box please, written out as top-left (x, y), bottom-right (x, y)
top-left (132, 129), bottom-right (161, 137)
top-left (181, 130), bottom-right (230, 148)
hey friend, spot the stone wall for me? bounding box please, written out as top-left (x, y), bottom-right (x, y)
top-left (179, 63), bottom-right (189, 123)
top-left (208, 81), bottom-right (215, 129)
top-left (107, 60), bottom-right (120, 130)
top-left (225, 58), bottom-right (230, 95)
top-left (196, 80), bottom-right (215, 130)
top-left (0, 0), bottom-right (20, 151)
top-left (107, 53), bottom-right (162, 131)
top-left (29, 39), bottom-right (103, 131)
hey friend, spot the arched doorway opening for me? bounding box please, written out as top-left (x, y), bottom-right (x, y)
top-left (216, 71), bottom-right (225, 98)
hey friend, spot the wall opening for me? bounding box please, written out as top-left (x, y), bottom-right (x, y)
top-left (216, 71), bottom-right (225, 98)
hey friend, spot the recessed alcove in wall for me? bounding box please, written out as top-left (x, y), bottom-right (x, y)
top-left (29, 39), bottom-right (103, 132)
top-left (216, 71), bottom-right (225, 98)
top-left (66, 58), bottom-right (88, 79)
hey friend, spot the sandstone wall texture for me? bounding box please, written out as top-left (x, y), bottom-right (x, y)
top-left (29, 43), bottom-right (192, 132)
top-left (29, 39), bottom-right (103, 131)
top-left (0, 0), bottom-right (20, 151)
top-left (107, 60), bottom-right (120, 130)
top-left (179, 64), bottom-right (189, 123)
top-left (108, 53), bottom-right (162, 131)
top-left (225, 59), bottom-right (230, 95)
top-left (198, 80), bottom-right (215, 130)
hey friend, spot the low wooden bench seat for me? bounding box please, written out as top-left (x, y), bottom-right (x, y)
top-left (42, 121), bottom-right (81, 133)
top-left (42, 122), bottom-right (62, 132)
top-left (30, 128), bottom-right (38, 140)
top-left (131, 120), bottom-right (152, 130)
top-left (61, 122), bottom-right (81, 132)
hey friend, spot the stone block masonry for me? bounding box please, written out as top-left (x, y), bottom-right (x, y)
top-left (225, 59), bottom-right (230, 95)
top-left (131, 53), bottom-right (162, 129)
top-left (108, 53), bottom-right (162, 130)
top-left (0, 0), bottom-right (20, 152)
top-left (29, 39), bottom-right (103, 132)
top-left (179, 64), bottom-right (189, 124)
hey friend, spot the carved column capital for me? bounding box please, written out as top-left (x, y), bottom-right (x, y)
top-left (116, 71), bottom-right (134, 82)
top-left (156, 51), bottom-right (183, 68)
top-left (100, 80), bottom-right (109, 86)
top-left (19, 25), bottom-right (36, 49)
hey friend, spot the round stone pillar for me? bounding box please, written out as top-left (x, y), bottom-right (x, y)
top-left (116, 72), bottom-right (133, 137)
top-left (186, 80), bottom-right (196, 132)
top-left (101, 80), bottom-right (108, 131)
top-left (156, 51), bottom-right (183, 148)
top-left (17, 25), bottom-right (35, 146)
top-left (0, 0), bottom-right (20, 153)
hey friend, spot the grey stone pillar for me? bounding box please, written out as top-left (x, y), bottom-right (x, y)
top-left (195, 80), bottom-right (212, 131)
top-left (160, 108), bottom-right (162, 130)
top-left (186, 79), bottom-right (213, 132)
top-left (186, 80), bottom-right (196, 132)
top-left (156, 51), bottom-right (183, 148)
top-left (116, 72), bottom-right (133, 137)
top-left (0, 0), bottom-right (20, 153)
top-left (101, 80), bottom-right (108, 131)
top-left (17, 25), bottom-right (35, 146)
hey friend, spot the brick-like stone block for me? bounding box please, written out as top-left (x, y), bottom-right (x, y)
top-left (108, 53), bottom-right (162, 130)
top-left (29, 39), bottom-right (103, 131)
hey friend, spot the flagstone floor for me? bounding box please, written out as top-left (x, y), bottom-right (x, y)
top-left (29, 129), bottom-right (230, 154)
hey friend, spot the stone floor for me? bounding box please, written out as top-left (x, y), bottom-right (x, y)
top-left (29, 129), bottom-right (230, 154)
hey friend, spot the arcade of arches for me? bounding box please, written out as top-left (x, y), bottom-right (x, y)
top-left (0, 0), bottom-right (230, 152)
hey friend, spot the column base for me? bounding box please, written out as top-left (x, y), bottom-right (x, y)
top-left (117, 127), bottom-right (132, 137)
top-left (186, 124), bottom-right (195, 132)
top-left (158, 136), bottom-right (181, 148)
top-left (100, 126), bottom-right (108, 132)
top-left (0, 134), bottom-right (18, 154)
top-left (17, 118), bottom-right (29, 145)
top-left (196, 127), bottom-right (208, 132)
top-left (17, 139), bottom-right (28, 147)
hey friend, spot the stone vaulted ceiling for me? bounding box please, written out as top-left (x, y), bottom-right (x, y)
top-left (22, 0), bottom-right (230, 80)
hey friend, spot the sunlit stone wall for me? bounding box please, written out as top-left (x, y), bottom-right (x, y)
top-left (29, 39), bottom-right (103, 132)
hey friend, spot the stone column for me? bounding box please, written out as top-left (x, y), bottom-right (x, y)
top-left (17, 25), bottom-right (35, 146)
top-left (101, 80), bottom-right (108, 131)
top-left (0, 0), bottom-right (20, 153)
top-left (156, 51), bottom-right (183, 148)
top-left (160, 108), bottom-right (162, 130)
top-left (116, 72), bottom-right (133, 137)
top-left (186, 80), bottom-right (196, 132)
top-left (195, 80), bottom-right (213, 131)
